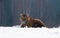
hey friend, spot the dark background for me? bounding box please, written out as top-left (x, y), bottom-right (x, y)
top-left (0, 0), bottom-right (60, 27)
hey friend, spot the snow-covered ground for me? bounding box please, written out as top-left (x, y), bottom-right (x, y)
top-left (0, 25), bottom-right (60, 38)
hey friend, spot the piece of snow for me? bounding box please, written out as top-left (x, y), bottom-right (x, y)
top-left (0, 25), bottom-right (60, 38)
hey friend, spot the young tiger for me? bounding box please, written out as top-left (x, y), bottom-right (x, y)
top-left (20, 13), bottom-right (47, 28)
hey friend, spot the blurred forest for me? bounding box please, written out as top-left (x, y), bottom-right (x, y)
top-left (0, 0), bottom-right (60, 27)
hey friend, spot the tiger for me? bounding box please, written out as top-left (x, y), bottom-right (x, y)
top-left (20, 13), bottom-right (47, 28)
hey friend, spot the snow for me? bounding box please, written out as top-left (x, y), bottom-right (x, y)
top-left (0, 25), bottom-right (60, 38)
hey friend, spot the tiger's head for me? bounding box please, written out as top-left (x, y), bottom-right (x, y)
top-left (20, 13), bottom-right (28, 21)
top-left (20, 13), bottom-right (29, 27)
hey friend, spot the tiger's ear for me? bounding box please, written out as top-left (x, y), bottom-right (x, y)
top-left (20, 13), bottom-right (23, 16)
